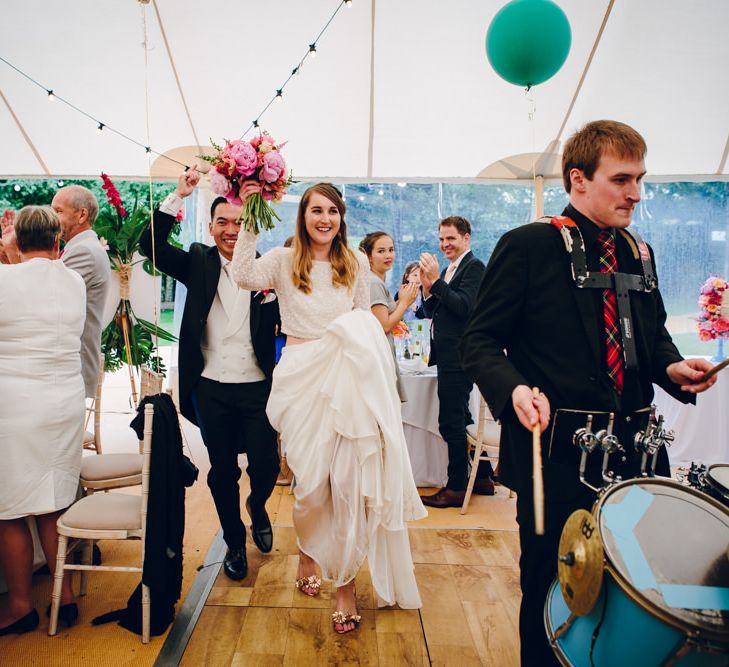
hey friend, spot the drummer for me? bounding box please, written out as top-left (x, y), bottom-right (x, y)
top-left (460, 120), bottom-right (717, 667)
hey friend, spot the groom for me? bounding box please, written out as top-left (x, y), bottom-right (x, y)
top-left (140, 168), bottom-right (280, 580)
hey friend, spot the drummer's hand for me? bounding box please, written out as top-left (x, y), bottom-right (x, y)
top-left (666, 358), bottom-right (717, 394)
top-left (512, 384), bottom-right (551, 431)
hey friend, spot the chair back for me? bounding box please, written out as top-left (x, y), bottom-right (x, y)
top-left (140, 403), bottom-right (153, 551)
top-left (140, 366), bottom-right (164, 403)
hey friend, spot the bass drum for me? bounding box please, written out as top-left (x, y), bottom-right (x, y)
top-left (545, 478), bottom-right (729, 666)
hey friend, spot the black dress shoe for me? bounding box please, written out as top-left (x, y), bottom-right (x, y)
top-left (246, 496), bottom-right (273, 554)
top-left (473, 477), bottom-right (496, 496)
top-left (0, 609), bottom-right (39, 636)
top-left (45, 602), bottom-right (79, 628)
top-left (223, 547), bottom-right (248, 581)
top-left (420, 487), bottom-right (466, 509)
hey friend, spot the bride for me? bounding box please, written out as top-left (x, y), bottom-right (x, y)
top-left (231, 181), bottom-right (426, 633)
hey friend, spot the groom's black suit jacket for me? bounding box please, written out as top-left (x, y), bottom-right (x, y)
top-left (140, 210), bottom-right (280, 425)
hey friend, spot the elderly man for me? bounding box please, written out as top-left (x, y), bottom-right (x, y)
top-left (51, 186), bottom-right (111, 397)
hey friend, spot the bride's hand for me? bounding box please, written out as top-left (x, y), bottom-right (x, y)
top-left (239, 181), bottom-right (262, 204)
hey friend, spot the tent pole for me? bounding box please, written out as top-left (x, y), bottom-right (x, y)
top-left (534, 175), bottom-right (545, 219)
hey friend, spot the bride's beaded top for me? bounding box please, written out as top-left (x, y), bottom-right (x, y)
top-left (231, 231), bottom-right (371, 339)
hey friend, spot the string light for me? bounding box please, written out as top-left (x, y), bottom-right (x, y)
top-left (57, 179), bottom-right (65, 187)
top-left (1, 0), bottom-right (351, 160)
top-left (13, 184), bottom-right (21, 192)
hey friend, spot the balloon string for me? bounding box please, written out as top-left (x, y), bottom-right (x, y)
top-left (526, 87), bottom-right (537, 192)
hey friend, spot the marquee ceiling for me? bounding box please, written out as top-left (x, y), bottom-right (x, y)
top-left (2, 0), bottom-right (727, 182)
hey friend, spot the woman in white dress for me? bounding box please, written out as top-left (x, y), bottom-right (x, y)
top-left (232, 183), bottom-right (426, 634)
top-left (0, 206), bottom-right (86, 635)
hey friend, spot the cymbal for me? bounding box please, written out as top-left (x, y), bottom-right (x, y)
top-left (557, 509), bottom-right (604, 616)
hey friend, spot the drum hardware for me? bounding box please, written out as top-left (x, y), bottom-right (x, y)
top-left (573, 414), bottom-right (602, 492)
top-left (633, 405), bottom-right (674, 477)
top-left (686, 462), bottom-right (708, 489)
top-left (557, 509), bottom-right (604, 616)
top-left (596, 413), bottom-right (624, 485)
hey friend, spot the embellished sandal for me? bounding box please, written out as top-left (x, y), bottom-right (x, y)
top-left (294, 574), bottom-right (321, 597)
top-left (331, 610), bottom-right (362, 634)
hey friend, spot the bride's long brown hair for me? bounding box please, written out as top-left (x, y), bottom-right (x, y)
top-left (291, 183), bottom-right (359, 294)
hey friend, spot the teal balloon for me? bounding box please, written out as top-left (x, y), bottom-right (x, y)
top-left (486, 0), bottom-right (571, 88)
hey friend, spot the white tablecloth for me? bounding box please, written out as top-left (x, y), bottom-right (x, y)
top-left (653, 373), bottom-right (729, 465)
top-left (400, 368), bottom-right (479, 487)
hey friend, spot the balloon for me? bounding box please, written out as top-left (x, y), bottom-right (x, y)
top-left (486, 0), bottom-right (571, 88)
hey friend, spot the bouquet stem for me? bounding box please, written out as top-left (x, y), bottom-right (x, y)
top-left (238, 192), bottom-right (282, 234)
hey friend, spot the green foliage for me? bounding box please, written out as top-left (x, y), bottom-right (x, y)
top-left (101, 304), bottom-right (176, 375)
top-left (0, 176), bottom-right (181, 374)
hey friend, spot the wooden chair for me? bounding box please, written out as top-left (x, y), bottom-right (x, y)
top-left (82, 370), bottom-right (104, 454)
top-left (78, 367), bottom-right (162, 494)
top-left (461, 393), bottom-right (513, 515)
top-left (49, 403), bottom-right (154, 643)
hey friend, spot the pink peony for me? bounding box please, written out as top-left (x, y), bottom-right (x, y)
top-left (698, 328), bottom-right (714, 342)
top-left (227, 140), bottom-right (258, 177)
top-left (260, 151), bottom-right (286, 184)
top-left (251, 133), bottom-right (275, 149)
top-left (715, 318), bottom-right (729, 333)
top-left (209, 168), bottom-right (231, 196)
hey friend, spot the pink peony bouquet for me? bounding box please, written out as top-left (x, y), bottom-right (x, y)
top-left (201, 132), bottom-right (293, 234)
top-left (697, 276), bottom-right (729, 341)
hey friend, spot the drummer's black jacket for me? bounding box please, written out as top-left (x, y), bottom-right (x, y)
top-left (461, 204), bottom-right (694, 501)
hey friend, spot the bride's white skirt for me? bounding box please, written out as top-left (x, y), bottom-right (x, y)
top-left (267, 309), bottom-right (427, 608)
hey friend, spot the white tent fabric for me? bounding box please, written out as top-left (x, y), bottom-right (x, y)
top-left (1, 0), bottom-right (728, 181)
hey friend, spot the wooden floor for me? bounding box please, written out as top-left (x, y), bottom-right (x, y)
top-left (181, 526), bottom-right (521, 667)
top-left (0, 358), bottom-right (522, 666)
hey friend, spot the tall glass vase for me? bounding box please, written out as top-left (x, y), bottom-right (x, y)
top-left (711, 337), bottom-right (726, 363)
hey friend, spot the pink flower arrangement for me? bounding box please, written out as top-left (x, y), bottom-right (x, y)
top-left (697, 276), bottom-right (729, 342)
top-left (392, 321), bottom-right (410, 339)
top-left (201, 132), bottom-right (293, 234)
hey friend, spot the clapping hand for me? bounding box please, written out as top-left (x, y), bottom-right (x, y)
top-left (398, 281), bottom-right (419, 307)
top-left (419, 252), bottom-right (439, 291)
top-left (175, 168), bottom-right (201, 198)
top-left (0, 209), bottom-right (19, 264)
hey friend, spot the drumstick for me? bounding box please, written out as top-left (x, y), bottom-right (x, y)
top-left (698, 357), bottom-right (729, 383)
top-left (532, 386), bottom-right (545, 536)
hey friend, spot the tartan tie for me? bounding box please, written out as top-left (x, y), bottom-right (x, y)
top-left (597, 231), bottom-right (624, 393)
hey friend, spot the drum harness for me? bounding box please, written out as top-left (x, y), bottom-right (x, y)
top-left (541, 216), bottom-right (674, 489)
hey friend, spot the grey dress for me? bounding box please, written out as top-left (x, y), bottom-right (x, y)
top-left (369, 275), bottom-right (407, 402)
